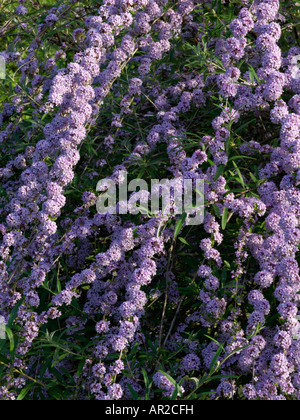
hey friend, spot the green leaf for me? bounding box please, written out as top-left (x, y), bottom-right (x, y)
top-left (5, 326), bottom-right (15, 352)
top-left (142, 369), bottom-right (152, 400)
top-left (127, 384), bottom-right (140, 400)
top-left (196, 391), bottom-right (215, 399)
top-left (232, 161), bottom-right (246, 188)
top-left (248, 65), bottom-right (262, 84)
top-left (208, 374), bottom-right (238, 381)
top-left (228, 155), bottom-right (256, 162)
top-left (158, 370), bottom-right (183, 399)
top-left (8, 298), bottom-right (24, 328)
top-left (178, 237), bottom-right (191, 246)
top-left (57, 276), bottom-right (62, 294)
top-left (222, 207), bottom-right (229, 230)
top-left (209, 344), bottom-right (224, 373)
top-left (189, 377), bottom-right (200, 387)
top-left (174, 213), bottom-right (187, 239)
top-left (142, 368), bottom-right (150, 389)
top-left (212, 204), bottom-right (221, 219)
top-left (249, 172), bottom-right (258, 183)
top-left (17, 383), bottom-right (35, 401)
top-left (213, 164), bottom-right (226, 181)
top-left (47, 387), bottom-right (62, 400)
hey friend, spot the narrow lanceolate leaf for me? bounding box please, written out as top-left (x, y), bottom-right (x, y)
top-left (0, 0), bottom-right (298, 403)
top-left (178, 236), bottom-right (191, 246)
top-left (17, 383), bottom-right (35, 401)
top-left (209, 345), bottom-right (225, 374)
top-left (214, 164), bottom-right (226, 181)
top-left (5, 326), bottom-right (14, 352)
top-left (232, 161), bottom-right (246, 188)
top-left (222, 207), bottom-right (229, 230)
top-left (174, 213), bottom-right (187, 238)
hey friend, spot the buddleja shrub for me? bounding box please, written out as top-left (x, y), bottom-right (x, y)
top-left (0, 0), bottom-right (300, 401)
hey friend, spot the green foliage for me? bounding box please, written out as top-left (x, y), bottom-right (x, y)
top-left (0, 0), bottom-right (299, 401)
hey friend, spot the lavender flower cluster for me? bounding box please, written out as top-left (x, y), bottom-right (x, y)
top-left (1, 0), bottom-right (300, 401)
